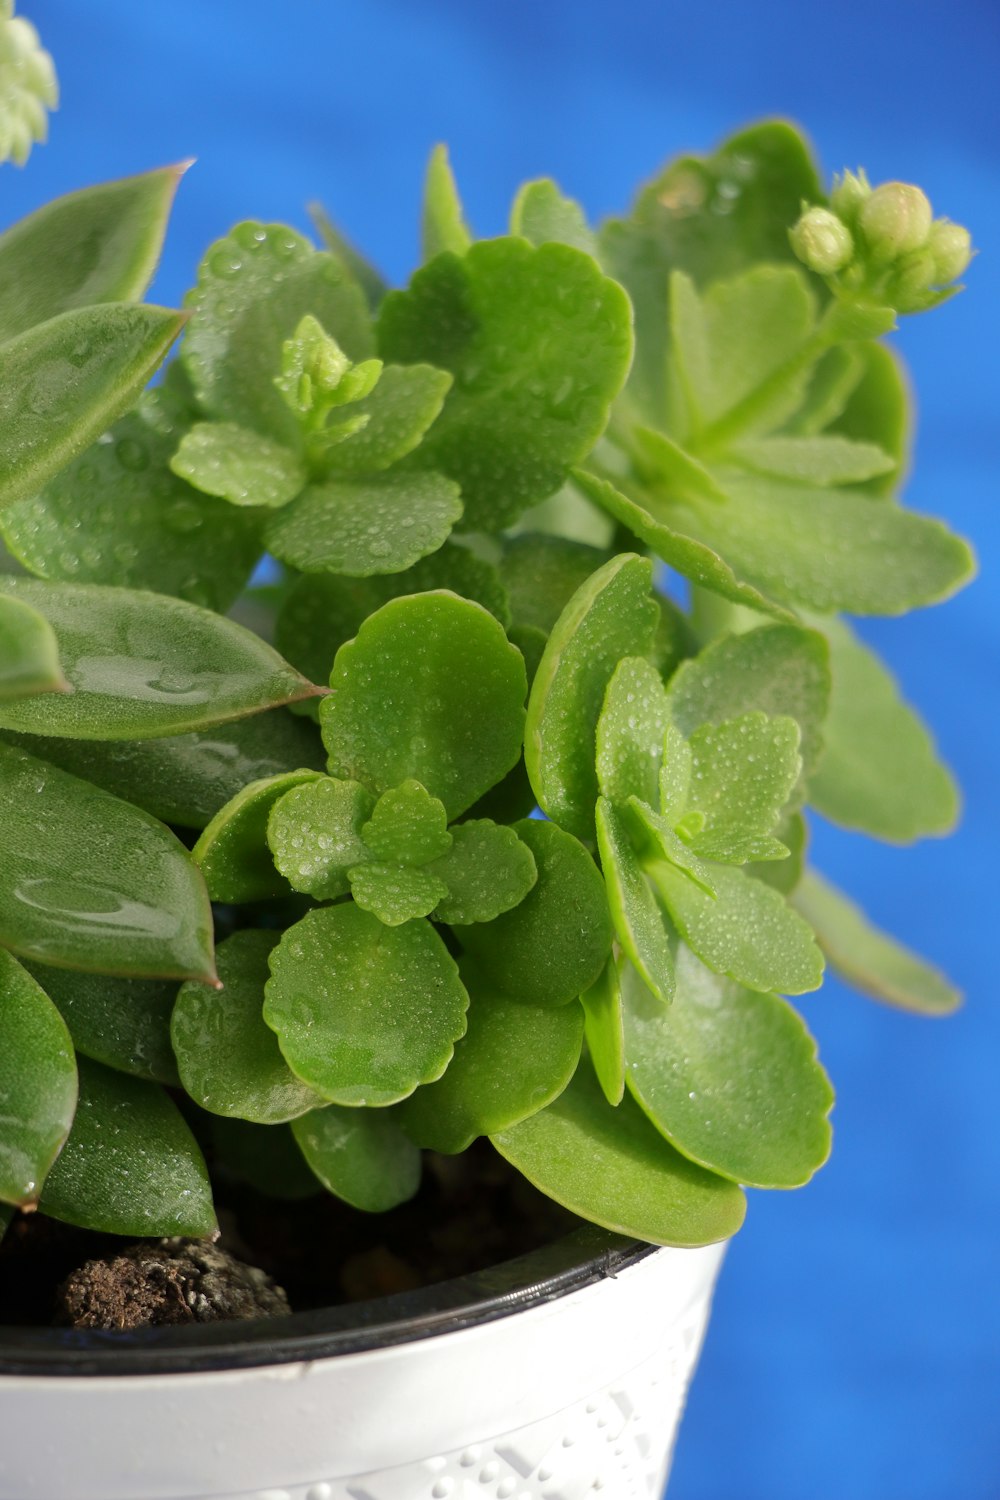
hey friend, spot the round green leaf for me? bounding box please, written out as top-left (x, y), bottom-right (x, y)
top-left (323, 363), bottom-right (454, 476)
top-left (264, 904), bottom-right (469, 1107)
top-left (23, 960), bottom-right (179, 1084)
top-left (291, 1105), bottom-right (421, 1212)
top-left (39, 1057), bottom-right (216, 1236)
top-left (0, 949), bottom-right (77, 1206)
top-left (492, 1060), bottom-right (745, 1247)
top-left (320, 592), bottom-right (527, 820)
top-left (428, 820), bottom-right (537, 925)
top-left (348, 862), bottom-right (448, 926)
top-left (267, 775), bottom-right (375, 900)
top-left (456, 818), bottom-right (612, 1007)
top-left (173, 930), bottom-right (323, 1124)
top-left (194, 769), bottom-right (325, 903)
top-left (171, 421), bottom-right (306, 509)
top-left (361, 779), bottom-right (451, 864)
top-left (596, 655), bottom-right (671, 809)
top-left (500, 534), bottom-right (611, 636)
top-left (623, 947), bottom-right (833, 1188)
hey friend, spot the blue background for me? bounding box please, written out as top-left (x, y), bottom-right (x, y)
top-left (7, 3), bottom-right (998, 1495)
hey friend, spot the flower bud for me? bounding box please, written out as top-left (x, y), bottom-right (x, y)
top-left (789, 206), bottom-right (854, 276)
top-left (830, 168), bottom-right (871, 227)
top-left (858, 181), bottom-right (932, 263)
top-left (927, 219), bottom-right (973, 283)
top-left (887, 248), bottom-right (938, 312)
top-left (0, 5), bottom-right (59, 166)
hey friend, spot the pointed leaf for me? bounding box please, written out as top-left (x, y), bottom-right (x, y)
top-left (492, 1060), bottom-right (745, 1247)
top-left (309, 201), bottom-right (388, 309)
top-left (348, 862), bottom-right (448, 926)
top-left (378, 238), bottom-right (633, 531)
top-left (457, 818), bottom-right (612, 1007)
top-left (0, 741), bottom-right (215, 981)
top-left (422, 144), bottom-right (472, 261)
top-left (596, 797), bottom-right (675, 1006)
top-left (323, 363), bottom-right (453, 475)
top-left (0, 949), bottom-right (77, 1205)
top-left (170, 421), bottom-right (306, 508)
top-left (172, 930), bottom-right (324, 1123)
top-left (320, 592), bottom-right (526, 820)
top-left (266, 775), bottom-right (374, 900)
top-left (0, 304), bottom-right (184, 510)
top-left (793, 870), bottom-right (960, 1015)
top-left (0, 594), bottom-right (65, 699)
top-left (0, 164), bottom-right (186, 342)
top-left (596, 655), bottom-right (671, 808)
top-left (0, 579), bottom-right (320, 739)
top-left (526, 554), bottom-right (658, 840)
top-left (428, 819), bottom-right (537, 925)
top-left (263, 904), bottom-right (469, 1107)
top-left (21, 960), bottom-right (179, 1084)
top-left (581, 956), bottom-right (625, 1106)
top-left (292, 1104), bottom-right (421, 1212)
top-left (265, 470), bottom-right (462, 577)
top-left (510, 179), bottom-right (597, 256)
top-left (361, 779), bottom-right (451, 864)
top-left (39, 1057), bottom-right (216, 1236)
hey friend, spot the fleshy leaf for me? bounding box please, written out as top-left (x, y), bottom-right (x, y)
top-left (265, 471), bottom-right (462, 577)
top-left (263, 904), bottom-right (468, 1107)
top-left (828, 342), bottom-right (910, 495)
top-left (266, 775), bottom-right (374, 900)
top-left (309, 202), bottom-right (388, 310)
top-left (659, 723), bottom-right (693, 825)
top-left (622, 946), bottom-right (833, 1188)
top-left (456, 818), bottom-right (612, 1007)
top-left (172, 930), bottom-right (323, 1123)
top-left (39, 1057), bottom-right (216, 1236)
top-left (783, 345), bottom-right (865, 438)
top-left (348, 862), bottom-right (448, 926)
top-left (0, 303), bottom-right (184, 511)
top-left (526, 554), bottom-right (658, 841)
top-left (730, 434), bottom-right (896, 487)
top-left (320, 592), bottom-right (526, 820)
top-left (510, 179), bottom-right (598, 257)
top-left (793, 871), bottom-right (960, 1015)
top-left (0, 741), bottom-right (215, 981)
top-left (595, 797), bottom-right (675, 1007)
top-left (749, 810), bottom-right (808, 895)
top-left (684, 713), bottom-right (801, 849)
top-left (596, 655), bottom-right (671, 808)
top-left (422, 144), bottom-right (472, 261)
top-left (581, 956), bottom-right (626, 1106)
top-left (398, 963), bottom-right (583, 1153)
top-left (428, 820), bottom-right (537, 925)
top-left (292, 1104), bottom-right (422, 1212)
top-left (170, 421), bottom-right (306, 508)
top-left (492, 1059), bottom-right (745, 1247)
top-left (0, 578), bottom-right (319, 739)
top-left (0, 949), bottom-right (77, 1206)
top-left (808, 620), bottom-right (958, 841)
top-left (0, 165), bottom-right (186, 343)
top-left (22, 960), bottom-right (179, 1084)
top-left (377, 238), bottom-right (634, 531)
top-left (500, 534), bottom-right (611, 636)
top-left (625, 798), bottom-right (718, 897)
top-left (194, 769), bottom-right (325, 903)
top-left (361, 779), bottom-right (452, 864)
top-left (0, 594), bottom-right (66, 699)
top-left (322, 363), bottom-right (453, 476)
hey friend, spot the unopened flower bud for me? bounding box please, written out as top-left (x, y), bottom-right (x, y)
top-left (0, 4), bottom-right (58, 166)
top-left (830, 168), bottom-right (871, 227)
top-left (887, 248), bottom-right (938, 312)
top-left (858, 181), bottom-right (933, 263)
top-left (927, 219), bottom-right (973, 283)
top-left (789, 206), bottom-right (854, 276)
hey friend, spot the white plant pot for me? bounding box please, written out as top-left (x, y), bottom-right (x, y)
top-left (0, 1229), bottom-right (725, 1500)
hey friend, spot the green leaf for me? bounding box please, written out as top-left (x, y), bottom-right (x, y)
top-left (626, 798), bottom-right (719, 897)
top-left (348, 862), bottom-right (449, 926)
top-left (0, 594), bottom-right (66, 699)
top-left (398, 963), bottom-right (583, 1153)
top-left (308, 201), bottom-right (388, 310)
top-left (827, 343), bottom-right (910, 496)
top-left (458, 818), bottom-right (613, 1008)
top-left (666, 623), bottom-right (830, 789)
top-left (3, 706), bottom-right (326, 830)
top-left (266, 775), bottom-right (375, 900)
top-left (581, 956), bottom-right (625, 1106)
top-left (0, 578), bottom-right (320, 739)
top-left (0, 304), bottom-right (184, 511)
top-left (525, 554), bottom-right (658, 841)
top-left (783, 345), bottom-right (865, 437)
top-left (361, 779), bottom-right (452, 864)
top-left (492, 1059), bottom-right (745, 1247)
top-left (170, 421), bottom-right (306, 508)
top-left (182, 222), bottom-right (373, 443)
top-left (596, 655), bottom-right (671, 809)
top-left (378, 238), bottom-right (634, 531)
top-left (195, 769), bottom-right (326, 903)
top-left (510, 179), bottom-right (598, 257)
top-left (323, 363), bottom-right (453, 476)
top-left (172, 930), bottom-right (324, 1123)
top-left (321, 592), bottom-right (526, 820)
top-left (622, 946), bottom-right (833, 1188)
top-left (210, 1117), bottom-right (320, 1201)
top-left (793, 870), bottom-right (960, 1015)
top-left (500, 534), bottom-right (611, 636)
top-left (595, 797), bottom-right (675, 1006)
top-left (428, 820), bottom-right (538, 924)
top-left (0, 949), bottom-right (77, 1205)
top-left (0, 165), bottom-right (186, 343)
top-left (0, 740), bottom-right (215, 981)
top-left (808, 620), bottom-right (958, 841)
top-left (652, 860), bottom-right (823, 996)
top-left (263, 904), bottom-right (468, 1106)
top-left (292, 1104), bottom-right (422, 1212)
top-left (21, 960), bottom-right (179, 1084)
top-left (684, 713), bottom-right (801, 854)
top-left (730, 434), bottom-right (896, 486)
top-left (264, 471), bottom-right (462, 577)
top-left (39, 1057), bottom-right (216, 1236)
top-left (749, 810), bottom-right (808, 895)
top-left (422, 144), bottom-right (472, 261)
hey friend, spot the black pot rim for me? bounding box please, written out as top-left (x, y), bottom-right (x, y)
top-left (0, 1226), bottom-right (654, 1377)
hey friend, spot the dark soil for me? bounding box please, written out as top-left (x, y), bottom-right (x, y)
top-left (0, 1142), bottom-right (577, 1330)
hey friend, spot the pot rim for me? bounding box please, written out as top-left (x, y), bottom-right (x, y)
top-left (0, 1225), bottom-right (655, 1378)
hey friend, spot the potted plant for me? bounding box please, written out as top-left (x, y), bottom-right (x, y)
top-left (0, 6), bottom-right (977, 1496)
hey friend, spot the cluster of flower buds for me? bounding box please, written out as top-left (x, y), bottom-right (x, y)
top-left (789, 169), bottom-right (974, 314)
top-left (0, 1), bottom-right (57, 166)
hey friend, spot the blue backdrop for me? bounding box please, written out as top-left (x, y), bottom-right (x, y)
top-left (7, 3), bottom-right (998, 1495)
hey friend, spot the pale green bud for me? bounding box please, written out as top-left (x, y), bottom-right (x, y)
top-left (0, 5), bottom-right (58, 166)
top-left (887, 248), bottom-right (938, 312)
top-left (829, 168), bottom-right (871, 227)
top-left (789, 206), bottom-right (854, 275)
top-left (858, 181), bottom-right (933, 263)
top-left (927, 219), bottom-right (973, 283)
